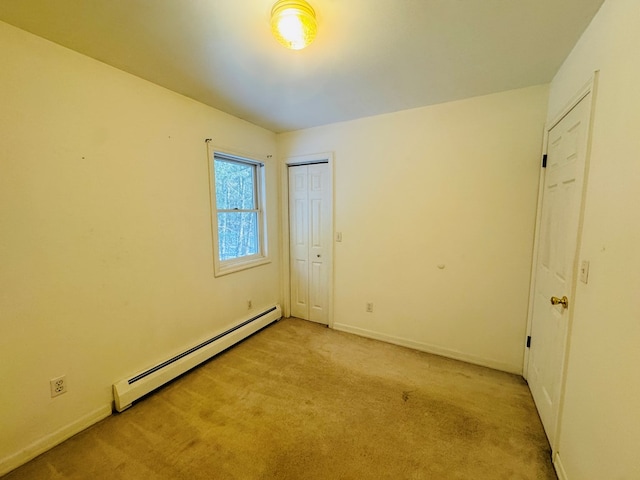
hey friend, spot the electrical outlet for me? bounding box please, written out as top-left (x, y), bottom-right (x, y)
top-left (247, 300), bottom-right (252, 310)
top-left (366, 302), bottom-right (374, 313)
top-left (50, 375), bottom-right (67, 398)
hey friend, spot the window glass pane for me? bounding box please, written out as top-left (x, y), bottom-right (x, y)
top-left (217, 212), bottom-right (258, 260)
top-left (215, 159), bottom-right (255, 210)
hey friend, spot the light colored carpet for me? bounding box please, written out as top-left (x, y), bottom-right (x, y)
top-left (3, 318), bottom-right (556, 479)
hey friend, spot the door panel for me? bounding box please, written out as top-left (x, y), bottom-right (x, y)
top-left (290, 169), bottom-right (309, 319)
top-left (311, 199), bottom-right (322, 246)
top-left (528, 93), bottom-right (591, 448)
top-left (307, 164), bottom-right (330, 323)
top-left (289, 163), bottom-right (331, 324)
top-left (293, 259), bottom-right (308, 307)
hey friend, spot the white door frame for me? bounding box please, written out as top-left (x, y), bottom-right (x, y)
top-left (523, 72), bottom-right (599, 446)
top-left (280, 152), bottom-right (335, 327)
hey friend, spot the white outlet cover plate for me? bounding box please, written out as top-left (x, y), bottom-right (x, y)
top-left (50, 376), bottom-right (67, 397)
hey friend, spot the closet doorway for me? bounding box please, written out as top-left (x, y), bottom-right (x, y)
top-left (287, 158), bottom-right (332, 325)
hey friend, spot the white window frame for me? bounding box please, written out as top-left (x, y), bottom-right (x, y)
top-left (209, 150), bottom-right (269, 276)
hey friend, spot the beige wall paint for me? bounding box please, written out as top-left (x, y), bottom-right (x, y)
top-left (0, 21), bottom-right (280, 473)
top-left (278, 85), bottom-right (549, 374)
top-left (546, 1), bottom-right (640, 478)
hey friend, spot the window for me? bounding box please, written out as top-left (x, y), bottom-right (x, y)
top-left (210, 152), bottom-right (268, 276)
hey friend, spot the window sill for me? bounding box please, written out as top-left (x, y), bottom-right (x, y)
top-left (214, 256), bottom-right (271, 277)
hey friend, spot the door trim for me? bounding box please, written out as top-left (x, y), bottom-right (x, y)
top-left (523, 72), bottom-right (599, 449)
top-left (281, 152), bottom-right (335, 327)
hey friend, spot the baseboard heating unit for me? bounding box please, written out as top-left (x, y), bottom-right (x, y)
top-left (113, 304), bottom-right (281, 412)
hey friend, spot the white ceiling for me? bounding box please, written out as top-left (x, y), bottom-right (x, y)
top-left (0, 0), bottom-right (604, 133)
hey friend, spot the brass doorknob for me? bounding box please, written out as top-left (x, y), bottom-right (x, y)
top-left (550, 296), bottom-right (569, 309)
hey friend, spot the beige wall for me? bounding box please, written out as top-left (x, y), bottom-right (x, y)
top-left (546, 1), bottom-right (640, 478)
top-left (278, 85), bottom-right (549, 374)
top-left (9, 2), bottom-right (636, 475)
top-left (0, 21), bottom-right (280, 473)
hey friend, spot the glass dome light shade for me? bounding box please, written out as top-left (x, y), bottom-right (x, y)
top-left (271, 0), bottom-right (317, 50)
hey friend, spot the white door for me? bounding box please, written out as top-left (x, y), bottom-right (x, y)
top-left (527, 92), bottom-right (592, 447)
top-left (289, 163), bottom-right (331, 324)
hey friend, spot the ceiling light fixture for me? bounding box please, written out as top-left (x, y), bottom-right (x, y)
top-left (270, 0), bottom-right (317, 50)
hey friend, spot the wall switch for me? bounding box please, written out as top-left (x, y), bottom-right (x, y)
top-left (336, 232), bottom-right (343, 242)
top-left (366, 302), bottom-right (374, 313)
top-left (50, 375), bottom-right (67, 397)
top-left (579, 260), bottom-right (590, 284)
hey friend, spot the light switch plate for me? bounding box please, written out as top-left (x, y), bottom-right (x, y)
top-left (579, 260), bottom-right (590, 284)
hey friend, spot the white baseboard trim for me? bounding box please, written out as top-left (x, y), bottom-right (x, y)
top-left (0, 404), bottom-right (112, 477)
top-left (332, 323), bottom-right (522, 375)
top-left (554, 452), bottom-right (568, 480)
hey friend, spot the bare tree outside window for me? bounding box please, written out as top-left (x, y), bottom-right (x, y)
top-left (211, 153), bottom-right (267, 275)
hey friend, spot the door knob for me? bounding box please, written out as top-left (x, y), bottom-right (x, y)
top-left (316, 254), bottom-right (321, 258)
top-left (550, 295), bottom-right (569, 309)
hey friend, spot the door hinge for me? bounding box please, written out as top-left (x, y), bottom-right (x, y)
top-left (526, 336), bottom-right (531, 348)
top-left (542, 154), bottom-right (547, 168)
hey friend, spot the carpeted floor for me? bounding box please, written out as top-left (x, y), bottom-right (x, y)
top-left (3, 318), bottom-right (556, 479)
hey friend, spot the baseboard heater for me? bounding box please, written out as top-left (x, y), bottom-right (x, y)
top-left (113, 304), bottom-right (281, 412)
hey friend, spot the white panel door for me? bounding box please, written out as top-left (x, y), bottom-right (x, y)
top-left (289, 163), bottom-right (331, 324)
top-left (289, 167), bottom-right (309, 319)
top-left (527, 93), bottom-right (592, 448)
